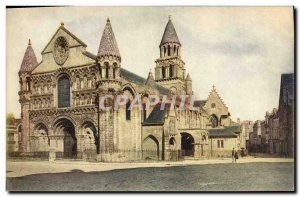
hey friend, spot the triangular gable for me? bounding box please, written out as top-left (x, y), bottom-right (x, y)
top-left (203, 87), bottom-right (227, 110)
top-left (41, 24), bottom-right (87, 54)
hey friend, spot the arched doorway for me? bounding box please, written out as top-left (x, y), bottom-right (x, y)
top-left (181, 132), bottom-right (195, 157)
top-left (142, 135), bottom-right (159, 160)
top-left (54, 118), bottom-right (77, 158)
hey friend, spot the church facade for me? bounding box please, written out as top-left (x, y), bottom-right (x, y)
top-left (17, 17), bottom-right (242, 162)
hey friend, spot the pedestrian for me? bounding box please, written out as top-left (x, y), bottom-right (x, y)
top-left (234, 151), bottom-right (239, 163)
top-left (231, 148), bottom-right (235, 163)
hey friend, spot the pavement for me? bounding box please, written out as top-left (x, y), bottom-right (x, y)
top-left (6, 156), bottom-right (294, 178)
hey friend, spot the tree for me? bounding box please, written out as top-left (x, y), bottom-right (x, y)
top-left (6, 113), bottom-right (16, 125)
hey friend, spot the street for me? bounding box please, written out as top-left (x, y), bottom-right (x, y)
top-left (6, 158), bottom-right (294, 191)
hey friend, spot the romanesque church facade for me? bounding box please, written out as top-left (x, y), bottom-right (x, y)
top-left (18, 17), bottom-right (242, 161)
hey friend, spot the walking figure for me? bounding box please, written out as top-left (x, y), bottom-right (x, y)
top-left (231, 148), bottom-right (235, 163)
top-left (234, 151), bottom-right (239, 163)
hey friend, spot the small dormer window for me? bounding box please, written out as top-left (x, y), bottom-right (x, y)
top-left (211, 103), bottom-right (216, 108)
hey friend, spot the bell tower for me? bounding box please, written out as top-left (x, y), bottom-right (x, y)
top-left (154, 16), bottom-right (187, 95)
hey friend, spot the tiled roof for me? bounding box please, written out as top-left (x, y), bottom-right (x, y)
top-left (82, 51), bottom-right (170, 95)
top-left (224, 125), bottom-right (241, 133)
top-left (97, 18), bottom-right (120, 59)
top-left (160, 18), bottom-right (181, 46)
top-left (83, 51), bottom-right (97, 60)
top-left (120, 68), bottom-right (170, 95)
top-left (143, 103), bottom-right (171, 125)
top-left (208, 125), bottom-right (241, 138)
top-left (194, 100), bottom-right (206, 108)
top-left (19, 40), bottom-right (38, 73)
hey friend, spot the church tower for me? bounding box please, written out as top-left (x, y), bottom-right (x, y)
top-left (97, 18), bottom-right (122, 93)
top-left (154, 16), bottom-right (187, 95)
top-left (18, 39), bottom-right (38, 152)
top-left (96, 18), bottom-right (122, 158)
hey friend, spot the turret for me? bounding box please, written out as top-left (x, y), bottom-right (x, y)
top-left (97, 18), bottom-right (121, 92)
top-left (145, 70), bottom-right (156, 88)
top-left (18, 39), bottom-right (38, 152)
top-left (185, 73), bottom-right (193, 95)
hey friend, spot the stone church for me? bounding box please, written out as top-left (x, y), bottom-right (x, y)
top-left (17, 16), bottom-right (242, 161)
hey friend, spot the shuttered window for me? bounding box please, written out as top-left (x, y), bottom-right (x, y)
top-left (58, 76), bottom-right (70, 108)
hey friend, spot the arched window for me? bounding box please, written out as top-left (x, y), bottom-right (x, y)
top-left (169, 65), bottom-right (174, 78)
top-left (177, 46), bottom-right (179, 56)
top-left (209, 114), bottom-right (218, 128)
top-left (167, 45), bottom-right (171, 56)
top-left (126, 101), bottom-right (131, 120)
top-left (142, 94), bottom-right (148, 122)
top-left (83, 75), bottom-right (87, 88)
top-left (58, 75), bottom-right (70, 108)
top-left (34, 82), bottom-right (38, 93)
top-left (113, 63), bottom-right (117, 79)
top-left (163, 46), bottom-right (166, 56)
top-left (26, 77), bottom-right (31, 91)
top-left (105, 62), bottom-right (109, 79)
top-left (97, 63), bottom-right (102, 78)
top-left (162, 67), bottom-right (166, 79)
top-left (173, 45), bottom-right (176, 55)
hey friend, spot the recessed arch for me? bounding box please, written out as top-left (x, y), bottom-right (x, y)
top-left (53, 117), bottom-right (77, 158)
top-left (33, 122), bottom-right (50, 151)
top-left (122, 84), bottom-right (136, 96)
top-left (169, 137), bottom-right (176, 149)
top-left (181, 132), bottom-right (195, 157)
top-left (209, 114), bottom-right (219, 128)
top-left (142, 135), bottom-right (159, 160)
top-left (81, 121), bottom-right (99, 154)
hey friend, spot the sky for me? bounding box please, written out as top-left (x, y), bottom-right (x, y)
top-left (6, 6), bottom-right (294, 121)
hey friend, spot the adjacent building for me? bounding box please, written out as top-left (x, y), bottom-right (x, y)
top-left (278, 73), bottom-right (294, 157)
top-left (249, 73), bottom-right (294, 157)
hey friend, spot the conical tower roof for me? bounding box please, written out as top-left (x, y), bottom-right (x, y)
top-left (145, 70), bottom-right (156, 87)
top-left (97, 18), bottom-right (121, 59)
top-left (186, 73), bottom-right (192, 81)
top-left (19, 39), bottom-right (38, 73)
top-left (160, 16), bottom-right (181, 47)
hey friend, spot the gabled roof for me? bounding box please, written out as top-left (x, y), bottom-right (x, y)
top-left (97, 18), bottom-right (121, 59)
top-left (41, 23), bottom-right (87, 54)
top-left (194, 100), bottom-right (206, 108)
top-left (143, 103), bottom-right (171, 125)
top-left (19, 39), bottom-right (38, 73)
top-left (160, 16), bottom-right (181, 46)
top-left (120, 68), bottom-right (170, 95)
top-left (205, 85), bottom-right (227, 108)
top-left (83, 51), bottom-right (97, 60)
